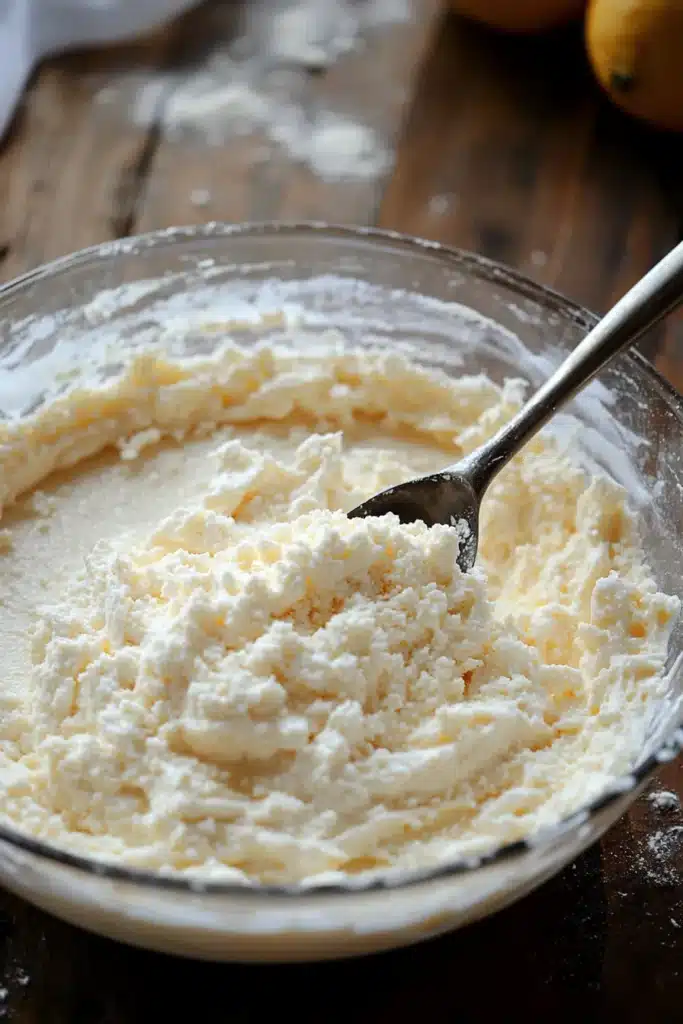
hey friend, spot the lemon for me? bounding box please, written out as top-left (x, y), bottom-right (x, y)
top-left (586, 0), bottom-right (683, 132)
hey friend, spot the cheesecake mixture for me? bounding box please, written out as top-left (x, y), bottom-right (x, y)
top-left (0, 339), bottom-right (676, 884)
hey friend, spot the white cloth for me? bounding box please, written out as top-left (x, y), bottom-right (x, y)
top-left (0, 0), bottom-right (201, 138)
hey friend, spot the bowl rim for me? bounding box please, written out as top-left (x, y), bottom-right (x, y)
top-left (1, 219), bottom-right (682, 900)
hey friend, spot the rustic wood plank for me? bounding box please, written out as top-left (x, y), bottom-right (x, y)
top-left (381, 15), bottom-right (680, 328)
top-left (0, 0), bottom-right (444, 277)
top-left (388, 14), bottom-right (683, 390)
top-left (133, 0), bottom-right (443, 232)
top-left (0, 23), bottom-right (191, 282)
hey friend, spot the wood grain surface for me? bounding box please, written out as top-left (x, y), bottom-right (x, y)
top-left (0, 3), bottom-right (683, 1020)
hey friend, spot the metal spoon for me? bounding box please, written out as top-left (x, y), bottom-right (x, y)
top-left (348, 241), bottom-right (683, 572)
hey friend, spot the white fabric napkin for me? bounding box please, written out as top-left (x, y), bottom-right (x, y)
top-left (0, 0), bottom-right (201, 139)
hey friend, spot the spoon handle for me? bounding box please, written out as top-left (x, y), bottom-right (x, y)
top-left (462, 240), bottom-right (683, 494)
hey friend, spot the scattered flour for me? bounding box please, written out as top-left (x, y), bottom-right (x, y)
top-left (189, 188), bottom-right (212, 209)
top-left (640, 827), bottom-right (683, 886)
top-left (648, 789), bottom-right (680, 812)
top-left (631, 789), bottom-right (683, 887)
top-left (298, 114), bottom-right (392, 181)
top-left (267, 1), bottom-right (358, 69)
top-left (428, 194), bottom-right (455, 217)
top-left (98, 0), bottom-right (411, 181)
top-left (132, 65), bottom-right (392, 181)
top-left (263, 0), bottom-right (412, 70)
top-left (0, 964), bottom-right (30, 1019)
top-left (647, 828), bottom-right (683, 858)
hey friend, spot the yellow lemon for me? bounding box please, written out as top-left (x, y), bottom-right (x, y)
top-left (586, 0), bottom-right (683, 132)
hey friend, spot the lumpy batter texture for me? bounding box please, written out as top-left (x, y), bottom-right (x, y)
top-left (0, 341), bottom-right (677, 884)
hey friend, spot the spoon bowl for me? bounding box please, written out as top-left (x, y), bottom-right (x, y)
top-left (349, 240), bottom-right (683, 568)
top-left (348, 468), bottom-right (480, 570)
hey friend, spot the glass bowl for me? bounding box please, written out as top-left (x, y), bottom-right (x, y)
top-left (0, 222), bottom-right (682, 963)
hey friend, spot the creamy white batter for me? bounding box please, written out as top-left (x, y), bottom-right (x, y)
top-left (0, 340), bottom-right (676, 884)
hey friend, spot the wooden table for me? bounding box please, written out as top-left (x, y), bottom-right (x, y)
top-left (1, 2), bottom-right (683, 1019)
